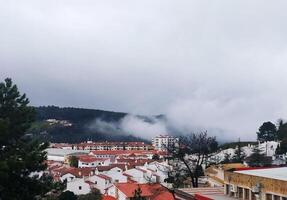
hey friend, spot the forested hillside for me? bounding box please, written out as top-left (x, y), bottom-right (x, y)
top-left (28, 106), bottom-right (148, 143)
top-left (35, 106), bottom-right (127, 123)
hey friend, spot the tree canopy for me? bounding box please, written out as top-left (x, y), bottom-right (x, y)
top-left (276, 138), bottom-right (287, 155)
top-left (257, 121), bottom-right (277, 142)
top-left (245, 145), bottom-right (272, 167)
top-left (231, 140), bottom-right (246, 163)
top-left (0, 78), bottom-right (51, 200)
top-left (131, 186), bottom-right (147, 200)
top-left (78, 189), bottom-right (102, 200)
top-left (58, 191), bottom-right (77, 200)
top-left (69, 156), bottom-right (79, 168)
top-left (166, 131), bottom-right (218, 188)
top-left (277, 119), bottom-right (287, 141)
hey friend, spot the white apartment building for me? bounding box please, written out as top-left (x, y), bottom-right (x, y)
top-left (152, 135), bottom-right (178, 151)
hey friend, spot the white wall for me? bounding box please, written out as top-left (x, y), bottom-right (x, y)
top-left (118, 190), bottom-right (128, 200)
top-left (79, 159), bottom-right (111, 168)
top-left (88, 175), bottom-right (112, 194)
top-left (124, 168), bottom-right (147, 183)
top-left (47, 155), bottom-right (65, 162)
top-left (60, 173), bottom-right (76, 182)
top-left (79, 160), bottom-right (97, 168)
top-left (66, 178), bottom-right (91, 195)
top-left (104, 168), bottom-right (127, 183)
top-left (141, 162), bottom-right (170, 183)
top-left (107, 185), bottom-right (116, 198)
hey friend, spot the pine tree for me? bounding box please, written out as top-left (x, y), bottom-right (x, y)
top-left (257, 122), bottom-right (277, 142)
top-left (277, 119), bottom-right (287, 141)
top-left (231, 139), bottom-right (246, 163)
top-left (69, 156), bottom-right (79, 168)
top-left (152, 153), bottom-right (160, 160)
top-left (0, 78), bottom-right (52, 200)
top-left (222, 153), bottom-right (231, 164)
top-left (246, 146), bottom-right (271, 167)
top-left (132, 185), bottom-right (147, 200)
top-left (276, 138), bottom-right (287, 155)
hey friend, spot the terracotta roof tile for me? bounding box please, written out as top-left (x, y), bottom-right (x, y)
top-left (102, 195), bottom-right (116, 200)
top-left (96, 174), bottom-right (112, 180)
top-left (115, 183), bottom-right (175, 200)
top-left (79, 155), bottom-right (108, 163)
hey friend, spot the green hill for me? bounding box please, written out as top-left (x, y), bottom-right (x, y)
top-left (27, 106), bottom-right (150, 143)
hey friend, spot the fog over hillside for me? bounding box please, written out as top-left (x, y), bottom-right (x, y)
top-left (35, 106), bottom-right (239, 142)
top-left (2, 1), bottom-right (287, 140)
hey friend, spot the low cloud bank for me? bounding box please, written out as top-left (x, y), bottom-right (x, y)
top-left (87, 115), bottom-right (168, 140)
top-left (87, 95), bottom-right (277, 141)
top-left (87, 113), bottom-right (231, 142)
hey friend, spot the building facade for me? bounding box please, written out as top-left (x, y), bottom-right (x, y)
top-left (224, 167), bottom-right (287, 200)
top-left (152, 135), bottom-right (178, 151)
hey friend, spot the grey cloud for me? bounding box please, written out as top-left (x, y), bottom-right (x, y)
top-left (1, 0), bottom-right (287, 140)
top-left (87, 115), bottom-right (168, 140)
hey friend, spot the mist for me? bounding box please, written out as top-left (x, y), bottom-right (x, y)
top-left (2, 0), bottom-right (287, 141)
top-left (87, 115), bottom-right (168, 140)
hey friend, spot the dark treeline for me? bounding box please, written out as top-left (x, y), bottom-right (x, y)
top-left (28, 106), bottom-right (149, 143)
top-left (257, 120), bottom-right (287, 155)
top-left (36, 106), bottom-right (128, 123)
top-left (219, 141), bottom-right (257, 150)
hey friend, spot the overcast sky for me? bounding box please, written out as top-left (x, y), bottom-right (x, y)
top-left (1, 0), bottom-right (287, 140)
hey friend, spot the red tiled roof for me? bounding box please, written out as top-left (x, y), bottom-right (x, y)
top-left (59, 167), bottom-right (96, 178)
top-left (91, 150), bottom-right (158, 156)
top-left (136, 168), bottom-right (147, 173)
top-left (50, 143), bottom-right (73, 148)
top-left (85, 180), bottom-right (95, 186)
top-left (96, 174), bottom-right (111, 180)
top-left (96, 164), bottom-right (125, 172)
top-left (78, 141), bottom-right (151, 147)
top-left (116, 158), bottom-right (151, 165)
top-left (116, 183), bottom-right (153, 197)
top-left (152, 191), bottom-right (175, 200)
top-left (52, 166), bottom-right (70, 175)
top-left (96, 166), bottom-right (114, 172)
top-left (115, 183), bottom-right (175, 200)
top-left (79, 155), bottom-right (108, 163)
top-left (122, 173), bottom-right (133, 177)
top-left (110, 163), bottom-right (126, 171)
top-left (102, 195), bottom-right (116, 200)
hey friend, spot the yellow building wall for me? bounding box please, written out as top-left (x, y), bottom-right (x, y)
top-left (224, 171), bottom-right (287, 196)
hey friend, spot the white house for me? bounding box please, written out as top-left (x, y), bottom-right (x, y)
top-left (46, 148), bottom-right (89, 162)
top-left (60, 173), bottom-right (76, 182)
top-left (106, 184), bottom-right (129, 200)
top-left (66, 178), bottom-right (91, 195)
top-left (103, 167), bottom-right (127, 183)
top-left (272, 156), bottom-right (286, 165)
top-left (89, 151), bottom-right (119, 163)
top-left (78, 156), bottom-right (110, 168)
top-left (123, 168), bottom-right (147, 183)
top-left (87, 174), bottom-right (112, 194)
top-left (142, 161), bottom-right (170, 183)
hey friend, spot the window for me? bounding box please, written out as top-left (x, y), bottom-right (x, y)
top-left (79, 186), bottom-right (82, 190)
top-left (274, 195), bottom-right (280, 200)
top-left (266, 194), bottom-right (272, 200)
top-left (95, 181), bottom-right (97, 184)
